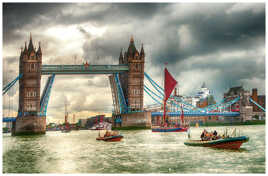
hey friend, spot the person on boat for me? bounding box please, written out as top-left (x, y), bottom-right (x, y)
top-left (201, 129), bottom-right (207, 141)
top-left (204, 131), bottom-right (213, 141)
top-left (211, 130), bottom-right (218, 140)
top-left (201, 131), bottom-right (205, 140)
top-left (104, 131), bottom-right (111, 137)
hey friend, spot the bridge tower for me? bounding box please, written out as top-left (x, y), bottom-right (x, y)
top-left (239, 90), bottom-right (254, 122)
top-left (119, 36), bottom-right (145, 111)
top-left (13, 34), bottom-right (46, 135)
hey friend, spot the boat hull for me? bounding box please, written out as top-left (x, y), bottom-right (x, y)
top-left (184, 136), bottom-right (249, 149)
top-left (152, 127), bottom-right (188, 132)
top-left (96, 135), bottom-right (123, 142)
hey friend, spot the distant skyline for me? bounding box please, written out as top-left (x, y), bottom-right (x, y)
top-left (2, 3), bottom-right (265, 123)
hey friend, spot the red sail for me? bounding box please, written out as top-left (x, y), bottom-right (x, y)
top-left (164, 68), bottom-right (177, 101)
top-left (163, 68), bottom-right (177, 124)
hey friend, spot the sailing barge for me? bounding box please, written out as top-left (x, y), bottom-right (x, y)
top-left (151, 67), bottom-right (189, 132)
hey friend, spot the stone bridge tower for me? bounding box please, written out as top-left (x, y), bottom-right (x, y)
top-left (119, 36), bottom-right (145, 112)
top-left (13, 34), bottom-right (46, 135)
top-left (239, 90), bottom-right (254, 122)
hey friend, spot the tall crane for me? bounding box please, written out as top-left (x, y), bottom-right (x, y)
top-left (64, 101), bottom-right (69, 124)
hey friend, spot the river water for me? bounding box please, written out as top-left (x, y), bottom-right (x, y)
top-left (2, 125), bottom-right (265, 173)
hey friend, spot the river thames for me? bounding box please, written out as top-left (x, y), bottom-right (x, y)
top-left (3, 125), bottom-right (265, 173)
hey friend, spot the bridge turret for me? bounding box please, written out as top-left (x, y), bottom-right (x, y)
top-left (19, 34), bottom-right (42, 117)
top-left (23, 42), bottom-right (28, 53)
top-left (127, 35), bottom-right (137, 59)
top-left (127, 36), bottom-right (144, 111)
top-left (37, 42), bottom-right (42, 60)
top-left (28, 33), bottom-right (35, 55)
top-left (119, 48), bottom-right (123, 64)
top-left (15, 35), bottom-right (45, 135)
top-left (140, 44), bottom-right (145, 58)
top-left (117, 36), bottom-right (145, 112)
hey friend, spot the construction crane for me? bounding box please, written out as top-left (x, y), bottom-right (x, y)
top-left (64, 100), bottom-right (70, 124)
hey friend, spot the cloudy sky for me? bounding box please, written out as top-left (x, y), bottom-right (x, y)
top-left (2, 3), bottom-right (265, 123)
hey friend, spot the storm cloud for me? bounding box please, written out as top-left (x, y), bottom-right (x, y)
top-left (2, 3), bottom-right (265, 122)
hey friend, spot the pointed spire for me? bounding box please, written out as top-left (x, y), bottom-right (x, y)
top-left (127, 35), bottom-right (137, 57)
top-left (28, 32), bottom-right (34, 53)
top-left (37, 41), bottom-right (42, 55)
top-left (201, 82), bottom-right (206, 88)
top-left (120, 48), bottom-right (123, 57)
top-left (130, 35), bottom-right (134, 43)
top-left (24, 42), bottom-right (28, 53)
top-left (140, 43), bottom-right (144, 56)
top-left (20, 47), bottom-right (23, 58)
top-left (119, 48), bottom-right (123, 64)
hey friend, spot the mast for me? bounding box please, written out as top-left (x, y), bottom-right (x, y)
top-left (163, 63), bottom-right (167, 125)
top-left (65, 102), bottom-right (68, 124)
top-left (180, 104), bottom-right (184, 125)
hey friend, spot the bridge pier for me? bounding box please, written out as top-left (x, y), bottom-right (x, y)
top-left (113, 112), bottom-right (152, 127)
top-left (12, 116), bottom-right (46, 136)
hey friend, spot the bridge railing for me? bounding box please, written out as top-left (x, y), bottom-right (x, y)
top-left (114, 73), bottom-right (128, 114)
top-left (41, 64), bottom-right (129, 74)
top-left (249, 98), bottom-right (266, 112)
top-left (144, 72), bottom-right (243, 114)
top-left (151, 111), bottom-right (240, 117)
top-left (3, 74), bottom-right (23, 95)
top-left (40, 74), bottom-right (56, 116)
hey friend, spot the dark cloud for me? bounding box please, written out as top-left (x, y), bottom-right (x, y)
top-left (151, 4), bottom-right (265, 66)
top-left (2, 3), bottom-right (265, 120)
top-left (3, 3), bottom-right (167, 45)
top-left (3, 3), bottom-right (68, 44)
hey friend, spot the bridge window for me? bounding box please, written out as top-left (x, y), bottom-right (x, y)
top-left (133, 89), bottom-right (140, 95)
top-left (32, 91), bottom-right (36, 97)
top-left (132, 78), bottom-right (140, 85)
top-left (27, 64), bottom-right (31, 72)
top-left (25, 90), bottom-right (30, 97)
top-left (25, 101), bottom-right (37, 111)
top-left (25, 89), bottom-right (37, 97)
top-left (30, 63), bottom-right (37, 72)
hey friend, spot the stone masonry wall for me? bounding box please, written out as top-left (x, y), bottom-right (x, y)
top-left (12, 116), bottom-right (46, 135)
top-left (121, 112), bottom-right (151, 127)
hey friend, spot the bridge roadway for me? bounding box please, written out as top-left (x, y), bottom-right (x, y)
top-left (3, 111), bottom-right (240, 122)
top-left (41, 64), bottom-right (129, 75)
top-left (151, 111), bottom-right (240, 117)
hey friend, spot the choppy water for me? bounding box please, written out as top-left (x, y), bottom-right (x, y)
top-left (3, 125), bottom-right (265, 173)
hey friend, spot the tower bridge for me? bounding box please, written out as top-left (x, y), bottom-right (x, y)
top-left (3, 35), bottom-right (266, 135)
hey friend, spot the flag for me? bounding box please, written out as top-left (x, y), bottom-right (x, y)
top-left (164, 68), bottom-right (177, 101)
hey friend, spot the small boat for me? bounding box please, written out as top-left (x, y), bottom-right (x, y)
top-left (96, 135), bottom-right (124, 142)
top-left (184, 136), bottom-right (249, 150)
top-left (96, 130), bottom-right (123, 142)
top-left (184, 128), bottom-right (249, 149)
